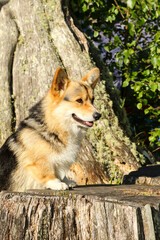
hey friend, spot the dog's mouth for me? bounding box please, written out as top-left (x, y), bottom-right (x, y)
top-left (72, 114), bottom-right (93, 127)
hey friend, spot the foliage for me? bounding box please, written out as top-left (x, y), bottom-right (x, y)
top-left (70, 0), bottom-right (160, 152)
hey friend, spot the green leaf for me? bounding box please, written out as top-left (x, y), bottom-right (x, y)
top-left (137, 18), bottom-right (146, 27)
top-left (132, 71), bottom-right (138, 77)
top-left (123, 50), bottom-right (130, 58)
top-left (144, 108), bottom-right (149, 114)
top-left (127, 40), bottom-right (136, 47)
top-left (127, 0), bottom-right (136, 9)
top-left (141, 3), bottom-right (148, 12)
top-left (106, 15), bottom-right (116, 23)
top-left (114, 35), bottom-right (119, 41)
top-left (156, 9), bottom-right (160, 18)
top-left (123, 49), bottom-right (130, 65)
top-left (138, 91), bottom-right (143, 98)
top-left (124, 58), bottom-right (129, 65)
top-left (150, 83), bottom-right (157, 92)
top-left (104, 45), bottom-right (109, 52)
top-left (151, 56), bottom-right (158, 68)
top-left (148, 135), bottom-right (156, 142)
top-left (137, 103), bottom-right (142, 109)
top-left (128, 22), bottom-right (135, 36)
top-left (123, 80), bottom-right (129, 87)
top-left (143, 69), bottom-right (150, 76)
top-left (143, 99), bottom-right (148, 105)
top-left (129, 49), bottom-right (134, 55)
top-left (134, 84), bottom-right (141, 92)
top-left (155, 32), bottom-right (160, 42)
top-left (137, 46), bottom-right (142, 51)
top-left (82, 3), bottom-right (88, 12)
top-left (94, 31), bottom-right (99, 38)
top-left (114, 8), bottom-right (118, 15)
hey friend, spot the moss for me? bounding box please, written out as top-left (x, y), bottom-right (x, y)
top-left (140, 192), bottom-right (152, 196)
top-left (87, 76), bottom-right (146, 181)
top-left (40, 0), bottom-right (59, 22)
top-left (17, 34), bottom-right (25, 46)
top-left (37, 9), bottom-right (50, 32)
top-left (52, 190), bottom-right (76, 200)
top-left (70, 192), bottom-right (76, 199)
top-left (110, 167), bottom-right (124, 184)
top-left (54, 190), bottom-right (70, 198)
top-left (21, 59), bottom-right (29, 73)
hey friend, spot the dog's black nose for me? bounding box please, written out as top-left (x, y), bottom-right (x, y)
top-left (93, 112), bottom-right (101, 120)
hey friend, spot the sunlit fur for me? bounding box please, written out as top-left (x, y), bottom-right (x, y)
top-left (0, 67), bottom-right (101, 191)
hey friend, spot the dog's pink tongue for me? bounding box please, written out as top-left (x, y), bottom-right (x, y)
top-left (85, 121), bottom-right (93, 127)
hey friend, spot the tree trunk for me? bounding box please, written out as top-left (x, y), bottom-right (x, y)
top-left (0, 186), bottom-right (160, 240)
top-left (0, 0), bottom-right (145, 184)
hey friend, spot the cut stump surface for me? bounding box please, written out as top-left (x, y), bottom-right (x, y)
top-left (0, 185), bottom-right (160, 240)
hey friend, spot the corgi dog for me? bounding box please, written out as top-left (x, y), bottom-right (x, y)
top-left (0, 67), bottom-right (101, 191)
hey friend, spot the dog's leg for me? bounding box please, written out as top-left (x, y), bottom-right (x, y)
top-left (25, 162), bottom-right (69, 190)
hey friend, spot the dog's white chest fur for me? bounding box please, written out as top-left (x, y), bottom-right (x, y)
top-left (49, 131), bottom-right (83, 180)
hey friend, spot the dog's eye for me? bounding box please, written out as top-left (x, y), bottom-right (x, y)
top-left (76, 98), bottom-right (83, 104)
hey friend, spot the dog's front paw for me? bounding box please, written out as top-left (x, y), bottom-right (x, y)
top-left (63, 176), bottom-right (77, 188)
top-left (46, 179), bottom-right (69, 190)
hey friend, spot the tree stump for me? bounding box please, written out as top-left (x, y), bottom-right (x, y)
top-left (0, 185), bottom-right (160, 240)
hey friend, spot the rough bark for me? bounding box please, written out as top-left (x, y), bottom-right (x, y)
top-left (123, 164), bottom-right (160, 185)
top-left (0, 0), bottom-right (146, 183)
top-left (0, 185), bottom-right (160, 240)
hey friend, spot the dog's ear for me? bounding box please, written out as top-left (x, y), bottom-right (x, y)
top-left (51, 67), bottom-right (70, 96)
top-left (80, 68), bottom-right (100, 89)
